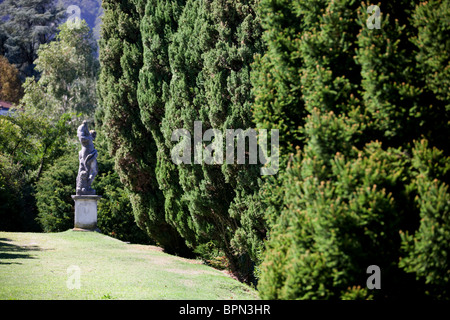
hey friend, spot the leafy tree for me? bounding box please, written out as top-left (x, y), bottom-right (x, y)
top-left (0, 152), bottom-right (31, 231)
top-left (237, 0), bottom-right (313, 270)
top-left (0, 112), bottom-right (71, 231)
top-left (396, 1), bottom-right (450, 299)
top-left (0, 0), bottom-right (66, 79)
top-left (0, 55), bottom-right (23, 103)
top-left (20, 20), bottom-right (99, 120)
top-left (0, 112), bottom-right (71, 179)
top-left (35, 145), bottom-right (78, 232)
top-left (399, 140), bottom-right (450, 299)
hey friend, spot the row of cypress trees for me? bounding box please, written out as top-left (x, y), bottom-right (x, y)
top-left (98, 0), bottom-right (265, 281)
top-left (97, 0), bottom-right (449, 298)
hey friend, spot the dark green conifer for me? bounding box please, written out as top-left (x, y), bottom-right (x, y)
top-left (256, 0), bottom-right (449, 299)
top-left (165, 0), bottom-right (264, 278)
top-left (97, 0), bottom-right (186, 254)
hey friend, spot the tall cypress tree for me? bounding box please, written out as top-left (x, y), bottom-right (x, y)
top-left (97, 0), bottom-right (186, 253)
top-left (135, 0), bottom-right (199, 249)
top-left (165, 0), bottom-right (264, 279)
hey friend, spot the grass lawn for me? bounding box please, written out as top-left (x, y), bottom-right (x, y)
top-left (0, 230), bottom-right (258, 300)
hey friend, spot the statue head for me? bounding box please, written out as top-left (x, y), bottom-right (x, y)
top-left (77, 121), bottom-right (94, 147)
top-left (77, 120), bottom-right (89, 138)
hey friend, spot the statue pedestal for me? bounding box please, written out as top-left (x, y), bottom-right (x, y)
top-left (71, 195), bottom-right (102, 231)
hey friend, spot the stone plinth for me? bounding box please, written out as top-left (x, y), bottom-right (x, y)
top-left (71, 195), bottom-right (101, 231)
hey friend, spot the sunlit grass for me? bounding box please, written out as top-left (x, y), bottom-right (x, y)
top-left (0, 230), bottom-right (258, 300)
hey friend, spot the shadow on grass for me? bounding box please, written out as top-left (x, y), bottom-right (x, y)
top-left (0, 238), bottom-right (43, 265)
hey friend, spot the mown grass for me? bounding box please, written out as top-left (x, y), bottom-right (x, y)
top-left (0, 230), bottom-right (258, 300)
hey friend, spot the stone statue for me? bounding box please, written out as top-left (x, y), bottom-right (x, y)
top-left (76, 120), bottom-right (98, 195)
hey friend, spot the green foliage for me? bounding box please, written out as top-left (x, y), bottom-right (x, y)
top-left (0, 112), bottom-right (71, 231)
top-left (255, 0), bottom-right (449, 300)
top-left (164, 0), bottom-right (264, 279)
top-left (0, 152), bottom-right (31, 231)
top-left (135, 0), bottom-right (196, 249)
top-left (96, 0), bottom-right (449, 296)
top-left (410, 0), bottom-right (450, 151)
top-left (259, 142), bottom-right (417, 299)
top-left (94, 132), bottom-right (151, 244)
top-left (96, 170), bottom-right (151, 244)
top-left (98, 0), bottom-right (265, 279)
top-left (399, 140), bottom-right (450, 299)
top-left (35, 146), bottom-right (78, 232)
top-left (0, 113), bottom-right (42, 173)
top-left (97, 0), bottom-right (186, 253)
top-left (21, 20), bottom-right (99, 121)
top-left (340, 286), bottom-right (373, 300)
top-left (0, 0), bottom-right (66, 79)
top-left (57, 0), bottom-right (103, 39)
top-left (0, 111), bottom-right (71, 180)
